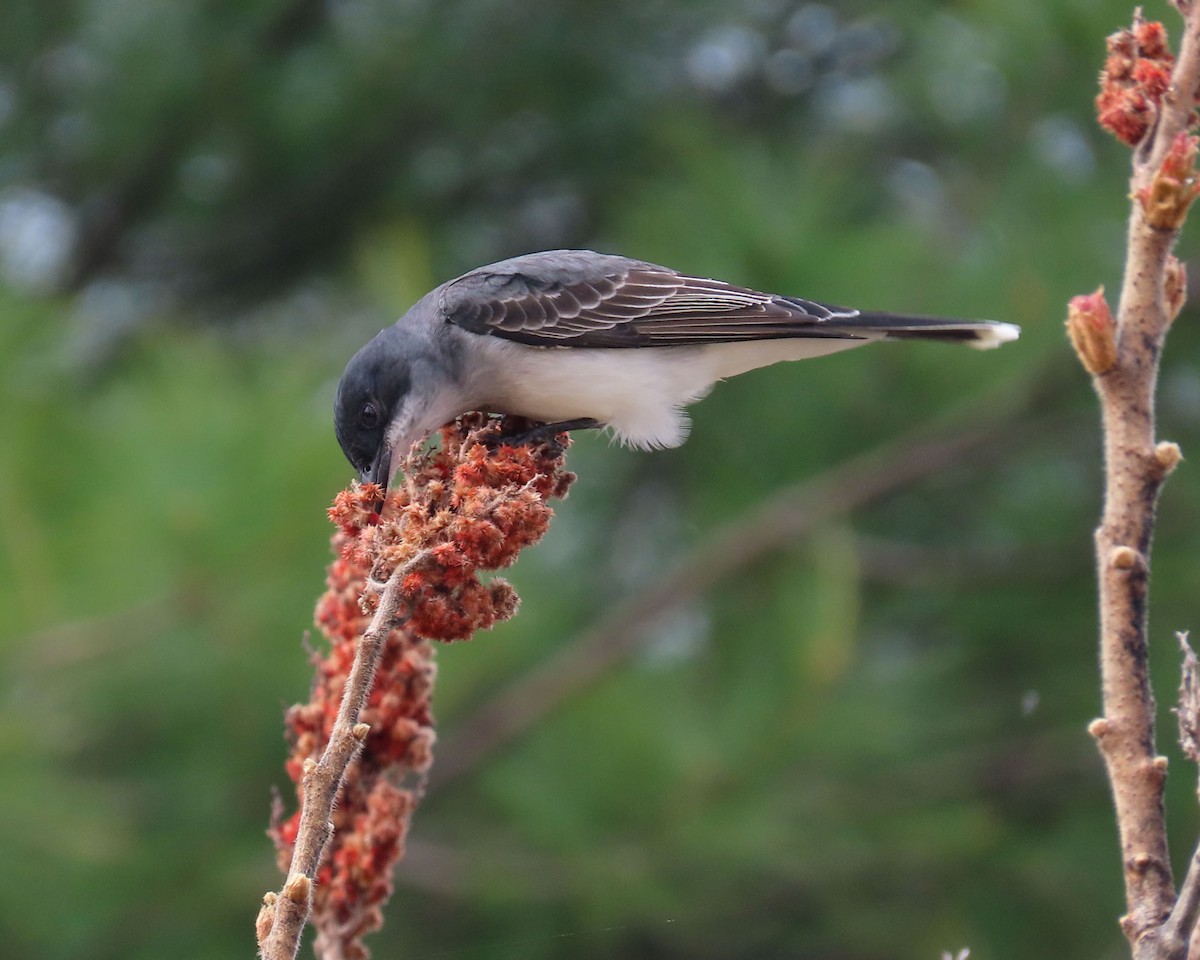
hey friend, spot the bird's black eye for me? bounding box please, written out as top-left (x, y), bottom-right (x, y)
top-left (359, 401), bottom-right (380, 429)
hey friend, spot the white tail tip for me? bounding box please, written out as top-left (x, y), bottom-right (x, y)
top-left (969, 322), bottom-right (1021, 350)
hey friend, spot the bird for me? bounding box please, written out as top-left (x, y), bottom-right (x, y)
top-left (335, 249), bottom-right (1019, 489)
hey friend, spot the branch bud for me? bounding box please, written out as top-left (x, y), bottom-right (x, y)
top-left (1096, 15), bottom-right (1176, 145)
top-left (255, 893), bottom-right (277, 947)
top-left (1154, 441), bottom-right (1183, 475)
top-left (352, 722), bottom-right (370, 740)
top-left (1066, 287), bottom-right (1118, 374)
top-left (1110, 545), bottom-right (1140, 569)
top-left (283, 874), bottom-right (311, 904)
top-left (1137, 133), bottom-right (1200, 229)
top-left (1130, 852), bottom-right (1157, 871)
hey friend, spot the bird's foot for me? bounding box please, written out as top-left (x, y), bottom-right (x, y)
top-left (492, 417), bottom-right (603, 452)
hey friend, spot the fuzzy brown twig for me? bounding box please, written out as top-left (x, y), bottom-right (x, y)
top-left (259, 570), bottom-right (408, 960)
top-left (1074, 6), bottom-right (1200, 953)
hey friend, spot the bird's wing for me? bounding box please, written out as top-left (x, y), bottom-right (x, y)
top-left (438, 250), bottom-right (861, 348)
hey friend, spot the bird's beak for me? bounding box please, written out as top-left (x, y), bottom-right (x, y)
top-left (360, 442), bottom-right (394, 492)
top-left (362, 398), bottom-right (440, 493)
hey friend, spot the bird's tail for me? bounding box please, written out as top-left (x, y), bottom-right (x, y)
top-left (824, 310), bottom-right (1020, 350)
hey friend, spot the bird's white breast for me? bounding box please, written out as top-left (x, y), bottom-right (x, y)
top-left (473, 336), bottom-right (872, 449)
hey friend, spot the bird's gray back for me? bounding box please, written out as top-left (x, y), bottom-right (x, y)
top-left (433, 249), bottom-right (818, 348)
top-left (447, 250), bottom-right (665, 293)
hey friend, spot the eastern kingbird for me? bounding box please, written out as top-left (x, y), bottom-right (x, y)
top-left (335, 249), bottom-right (1019, 488)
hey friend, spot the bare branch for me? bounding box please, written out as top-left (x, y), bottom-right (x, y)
top-left (1074, 5), bottom-right (1200, 949)
top-left (1135, 634), bottom-right (1200, 958)
top-left (260, 567), bottom-right (410, 960)
top-left (1141, 840), bottom-right (1200, 960)
top-left (1176, 633), bottom-right (1200, 765)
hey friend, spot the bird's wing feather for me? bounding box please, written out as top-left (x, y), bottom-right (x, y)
top-left (439, 250), bottom-right (861, 348)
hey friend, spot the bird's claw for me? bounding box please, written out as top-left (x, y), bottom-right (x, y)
top-left (488, 417), bottom-right (602, 452)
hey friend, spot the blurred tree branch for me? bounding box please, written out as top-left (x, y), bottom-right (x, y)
top-left (432, 388), bottom-right (1042, 789)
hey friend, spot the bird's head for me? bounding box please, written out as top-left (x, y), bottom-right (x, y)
top-left (335, 333), bottom-right (410, 490)
top-left (334, 325), bottom-right (466, 491)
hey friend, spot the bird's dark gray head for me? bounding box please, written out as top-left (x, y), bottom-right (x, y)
top-left (334, 330), bottom-right (412, 488)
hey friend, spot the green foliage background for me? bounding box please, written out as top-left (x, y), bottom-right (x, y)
top-left (3, 1), bottom-right (1200, 957)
